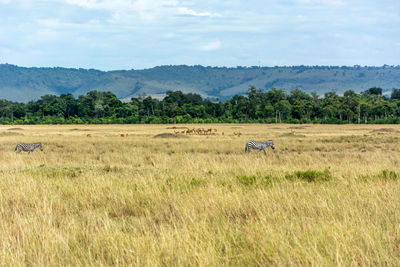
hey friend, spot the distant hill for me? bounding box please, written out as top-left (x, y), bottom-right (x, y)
top-left (1, 64), bottom-right (400, 102)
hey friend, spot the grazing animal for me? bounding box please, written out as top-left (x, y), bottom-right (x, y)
top-left (87, 134), bottom-right (91, 137)
top-left (245, 140), bottom-right (275, 155)
top-left (121, 134), bottom-right (125, 137)
top-left (15, 143), bottom-right (43, 154)
top-left (234, 132), bottom-right (242, 137)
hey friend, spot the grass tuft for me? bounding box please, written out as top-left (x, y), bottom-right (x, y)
top-left (236, 175), bottom-right (276, 186)
top-left (188, 177), bottom-right (208, 188)
top-left (236, 175), bottom-right (257, 185)
top-left (380, 169), bottom-right (398, 180)
top-left (286, 168), bottom-right (332, 182)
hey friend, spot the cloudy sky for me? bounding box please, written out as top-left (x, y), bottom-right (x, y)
top-left (0, 0), bottom-right (399, 70)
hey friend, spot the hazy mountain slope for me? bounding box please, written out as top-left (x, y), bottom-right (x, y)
top-left (1, 64), bottom-right (399, 102)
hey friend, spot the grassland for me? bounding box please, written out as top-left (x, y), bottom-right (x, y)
top-left (0, 124), bottom-right (399, 265)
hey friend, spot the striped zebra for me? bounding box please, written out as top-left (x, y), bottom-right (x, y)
top-left (15, 143), bottom-right (43, 154)
top-left (245, 140), bottom-right (275, 154)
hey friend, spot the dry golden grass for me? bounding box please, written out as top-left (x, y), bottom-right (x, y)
top-left (0, 124), bottom-right (399, 265)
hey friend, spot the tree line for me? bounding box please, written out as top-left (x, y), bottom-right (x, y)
top-left (1, 86), bottom-right (400, 124)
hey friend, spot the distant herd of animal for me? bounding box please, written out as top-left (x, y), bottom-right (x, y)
top-left (14, 131), bottom-right (275, 155)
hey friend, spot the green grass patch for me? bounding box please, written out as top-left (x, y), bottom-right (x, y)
top-left (236, 175), bottom-right (257, 186)
top-left (286, 169), bottom-right (332, 182)
top-left (359, 169), bottom-right (399, 182)
top-left (379, 169), bottom-right (398, 180)
top-left (188, 177), bottom-right (208, 188)
top-left (236, 175), bottom-right (275, 186)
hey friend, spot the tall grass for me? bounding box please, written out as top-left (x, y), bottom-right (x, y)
top-left (0, 124), bottom-right (399, 265)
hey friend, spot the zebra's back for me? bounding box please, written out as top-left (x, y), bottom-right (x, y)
top-left (15, 143), bottom-right (43, 153)
top-left (245, 140), bottom-right (274, 154)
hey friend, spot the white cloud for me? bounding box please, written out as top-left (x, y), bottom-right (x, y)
top-left (199, 40), bottom-right (221, 51)
top-left (177, 7), bottom-right (221, 17)
top-left (132, 0), bottom-right (176, 22)
top-left (295, 0), bottom-right (346, 6)
top-left (62, 0), bottom-right (221, 22)
top-left (35, 18), bottom-right (105, 31)
top-left (63, 0), bottom-right (133, 10)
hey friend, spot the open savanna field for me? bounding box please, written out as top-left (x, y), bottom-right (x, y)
top-left (0, 123), bottom-right (400, 265)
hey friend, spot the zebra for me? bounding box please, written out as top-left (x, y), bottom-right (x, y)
top-left (15, 143), bottom-right (43, 154)
top-left (245, 140), bottom-right (275, 155)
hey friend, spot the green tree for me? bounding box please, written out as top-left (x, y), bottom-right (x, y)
top-left (266, 88), bottom-right (287, 123)
top-left (363, 87), bottom-right (383, 96)
top-left (58, 94), bottom-right (77, 118)
top-left (246, 85), bottom-right (262, 119)
top-left (231, 95), bottom-right (250, 122)
top-left (343, 90), bottom-right (360, 123)
top-left (391, 89), bottom-right (400, 100)
top-left (275, 100), bottom-right (291, 122)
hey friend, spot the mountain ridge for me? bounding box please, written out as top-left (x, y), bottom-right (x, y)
top-left (1, 64), bottom-right (400, 102)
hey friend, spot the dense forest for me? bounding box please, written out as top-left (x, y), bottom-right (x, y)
top-left (1, 86), bottom-right (400, 124)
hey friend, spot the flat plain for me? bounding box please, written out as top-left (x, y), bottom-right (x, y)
top-left (0, 124), bottom-right (399, 265)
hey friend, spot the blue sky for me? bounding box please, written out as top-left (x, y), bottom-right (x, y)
top-left (0, 0), bottom-right (399, 70)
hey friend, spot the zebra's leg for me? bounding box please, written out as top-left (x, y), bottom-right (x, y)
top-left (263, 148), bottom-right (267, 155)
top-left (245, 145), bottom-right (249, 153)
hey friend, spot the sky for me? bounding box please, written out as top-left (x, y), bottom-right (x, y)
top-left (0, 0), bottom-right (399, 70)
